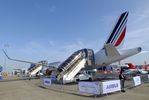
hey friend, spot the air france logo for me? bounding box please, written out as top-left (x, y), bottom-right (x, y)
top-left (106, 83), bottom-right (118, 89)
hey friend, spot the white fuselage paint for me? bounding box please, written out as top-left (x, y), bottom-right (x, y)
top-left (94, 47), bottom-right (141, 67)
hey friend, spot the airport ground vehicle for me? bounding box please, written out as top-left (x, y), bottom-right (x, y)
top-left (75, 70), bottom-right (96, 82)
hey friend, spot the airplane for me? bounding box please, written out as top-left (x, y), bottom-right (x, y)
top-left (56, 11), bottom-right (142, 83)
top-left (125, 63), bottom-right (137, 69)
top-left (2, 49), bottom-right (63, 76)
top-left (141, 61), bottom-right (149, 72)
top-left (3, 11), bottom-right (142, 83)
top-left (125, 63), bottom-right (148, 74)
top-left (142, 65), bottom-right (149, 71)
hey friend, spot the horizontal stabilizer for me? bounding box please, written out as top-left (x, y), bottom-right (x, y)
top-left (104, 44), bottom-right (120, 57)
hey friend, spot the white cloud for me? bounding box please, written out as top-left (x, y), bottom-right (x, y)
top-left (125, 27), bottom-right (149, 49)
top-left (122, 4), bottom-right (149, 50)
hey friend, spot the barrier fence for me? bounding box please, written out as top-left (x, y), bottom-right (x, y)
top-left (41, 74), bottom-right (149, 97)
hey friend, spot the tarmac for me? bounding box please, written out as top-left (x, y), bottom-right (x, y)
top-left (0, 76), bottom-right (149, 100)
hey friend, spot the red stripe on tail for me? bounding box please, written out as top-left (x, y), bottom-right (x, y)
top-left (114, 26), bottom-right (126, 47)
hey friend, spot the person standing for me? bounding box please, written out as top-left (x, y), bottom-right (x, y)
top-left (119, 68), bottom-right (126, 92)
top-left (28, 72), bottom-right (31, 80)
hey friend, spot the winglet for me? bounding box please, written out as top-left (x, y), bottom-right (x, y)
top-left (2, 49), bottom-right (11, 60)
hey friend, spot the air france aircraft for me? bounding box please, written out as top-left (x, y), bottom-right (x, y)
top-left (3, 11), bottom-right (142, 83)
top-left (94, 11), bottom-right (141, 68)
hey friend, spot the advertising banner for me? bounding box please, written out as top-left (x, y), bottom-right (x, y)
top-left (79, 81), bottom-right (100, 95)
top-left (43, 78), bottom-right (51, 87)
top-left (133, 76), bottom-right (141, 86)
top-left (102, 80), bottom-right (121, 94)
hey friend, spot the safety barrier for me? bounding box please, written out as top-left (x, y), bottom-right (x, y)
top-left (41, 74), bottom-right (149, 97)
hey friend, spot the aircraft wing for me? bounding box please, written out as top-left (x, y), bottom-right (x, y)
top-left (2, 49), bottom-right (38, 65)
top-left (48, 61), bottom-right (62, 68)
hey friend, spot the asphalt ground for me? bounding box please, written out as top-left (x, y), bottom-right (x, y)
top-left (0, 76), bottom-right (149, 100)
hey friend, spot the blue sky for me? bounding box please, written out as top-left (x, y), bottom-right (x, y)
top-left (0, 0), bottom-right (149, 72)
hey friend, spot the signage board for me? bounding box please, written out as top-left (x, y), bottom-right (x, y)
top-left (43, 78), bottom-right (51, 87)
top-left (133, 76), bottom-right (141, 86)
top-left (79, 81), bottom-right (100, 95)
top-left (102, 80), bottom-right (121, 94)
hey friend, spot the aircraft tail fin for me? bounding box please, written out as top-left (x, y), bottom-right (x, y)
top-left (105, 11), bottom-right (128, 48)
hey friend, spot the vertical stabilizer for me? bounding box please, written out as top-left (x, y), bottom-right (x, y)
top-left (105, 11), bottom-right (128, 48)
